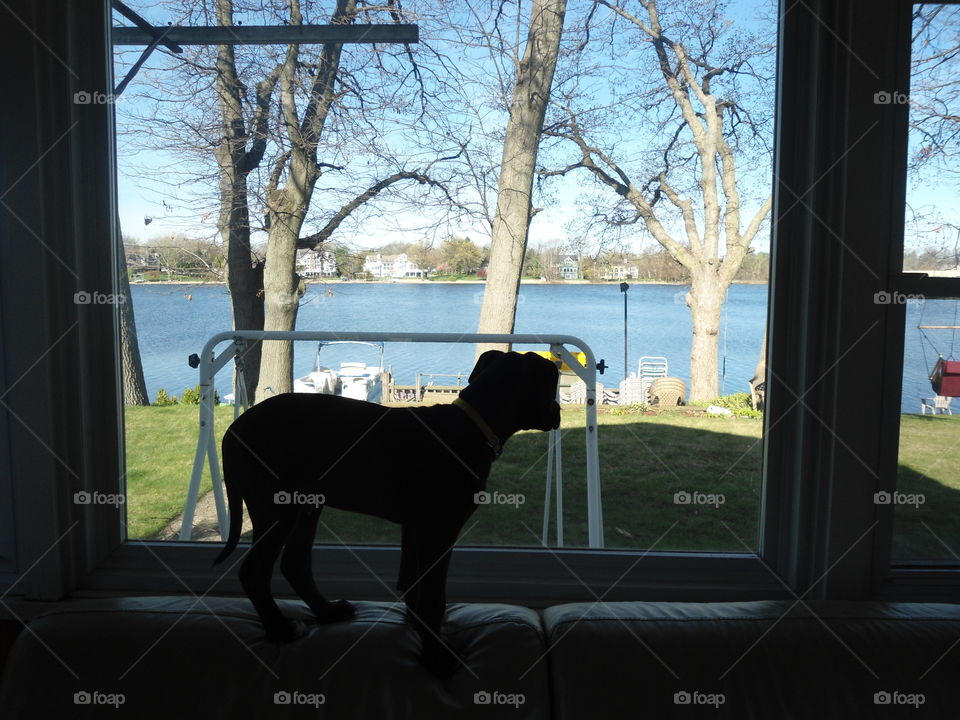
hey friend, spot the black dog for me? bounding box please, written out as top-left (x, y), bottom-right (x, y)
top-left (214, 350), bottom-right (560, 676)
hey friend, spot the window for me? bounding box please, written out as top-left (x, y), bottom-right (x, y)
top-left (890, 3), bottom-right (960, 565)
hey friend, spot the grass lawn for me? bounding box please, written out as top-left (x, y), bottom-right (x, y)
top-left (123, 403), bottom-right (764, 550)
top-left (894, 414), bottom-right (960, 561)
top-left (123, 405), bottom-right (234, 539)
top-left (122, 405), bottom-right (959, 557)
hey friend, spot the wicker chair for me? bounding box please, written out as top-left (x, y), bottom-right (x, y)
top-left (648, 377), bottom-right (687, 406)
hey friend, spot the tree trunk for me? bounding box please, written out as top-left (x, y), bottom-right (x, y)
top-left (116, 224), bottom-right (149, 405)
top-left (256, 177), bottom-right (310, 401)
top-left (687, 269), bottom-right (725, 403)
top-left (253, 0), bottom-right (353, 399)
top-left (220, 169), bottom-right (264, 404)
top-left (476, 0), bottom-right (567, 357)
top-left (214, 0), bottom-right (276, 403)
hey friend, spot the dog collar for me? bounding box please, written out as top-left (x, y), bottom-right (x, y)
top-left (453, 398), bottom-right (502, 459)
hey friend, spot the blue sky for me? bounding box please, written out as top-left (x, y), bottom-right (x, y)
top-left (112, 1), bottom-right (958, 261)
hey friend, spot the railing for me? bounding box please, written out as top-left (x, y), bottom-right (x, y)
top-left (182, 331), bottom-right (604, 548)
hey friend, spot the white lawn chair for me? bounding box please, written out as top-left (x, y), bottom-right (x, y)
top-left (920, 395), bottom-right (953, 415)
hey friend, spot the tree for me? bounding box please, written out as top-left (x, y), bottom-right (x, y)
top-left (407, 239), bottom-right (437, 274)
top-left (475, 0), bottom-right (568, 355)
top-left (116, 0), bottom-right (471, 403)
top-left (212, 0), bottom-right (278, 404)
top-left (440, 236), bottom-right (485, 275)
top-left (117, 227), bottom-right (149, 405)
top-left (544, 0), bottom-right (774, 400)
top-left (255, 0), bottom-right (469, 399)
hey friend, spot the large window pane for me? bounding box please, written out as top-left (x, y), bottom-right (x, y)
top-left (115, 0), bottom-right (774, 552)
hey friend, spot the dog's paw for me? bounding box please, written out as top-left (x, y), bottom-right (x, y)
top-left (314, 599), bottom-right (356, 625)
top-left (264, 618), bottom-right (309, 643)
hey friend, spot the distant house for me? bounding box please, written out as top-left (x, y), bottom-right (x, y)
top-left (296, 249), bottom-right (338, 278)
top-left (600, 264), bottom-right (639, 281)
top-left (556, 255), bottom-right (580, 280)
top-left (363, 252), bottom-right (427, 279)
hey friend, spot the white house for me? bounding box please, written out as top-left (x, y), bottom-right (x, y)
top-left (363, 252), bottom-right (426, 279)
top-left (600, 264), bottom-right (640, 281)
top-left (296, 249), bottom-right (338, 278)
top-left (556, 255), bottom-right (580, 280)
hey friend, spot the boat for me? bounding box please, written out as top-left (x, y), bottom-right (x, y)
top-left (293, 341), bottom-right (386, 402)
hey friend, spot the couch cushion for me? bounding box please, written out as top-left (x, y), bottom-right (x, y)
top-left (543, 600), bottom-right (960, 719)
top-left (0, 597), bottom-right (548, 719)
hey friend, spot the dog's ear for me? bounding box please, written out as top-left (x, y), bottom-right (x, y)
top-left (469, 349), bottom-right (505, 384)
top-left (521, 352), bottom-right (561, 431)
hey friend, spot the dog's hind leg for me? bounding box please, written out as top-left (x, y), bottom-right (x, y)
top-left (239, 513), bottom-right (306, 642)
top-left (280, 507), bottom-right (356, 624)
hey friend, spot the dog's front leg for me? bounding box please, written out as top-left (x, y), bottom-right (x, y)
top-left (400, 520), bottom-right (469, 681)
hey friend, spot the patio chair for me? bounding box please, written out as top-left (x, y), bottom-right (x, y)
top-left (920, 395), bottom-right (953, 415)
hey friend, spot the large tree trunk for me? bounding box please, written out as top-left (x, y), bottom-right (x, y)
top-left (256, 210), bottom-right (305, 400)
top-left (214, 0), bottom-right (277, 403)
top-left (219, 169), bottom-right (264, 404)
top-left (476, 0), bottom-right (567, 356)
top-left (687, 269), bottom-right (725, 403)
top-left (116, 227), bottom-right (149, 405)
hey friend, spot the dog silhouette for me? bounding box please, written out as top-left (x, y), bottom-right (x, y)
top-left (214, 350), bottom-right (560, 677)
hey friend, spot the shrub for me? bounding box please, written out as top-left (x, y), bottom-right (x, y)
top-left (154, 389), bottom-right (178, 406)
top-left (706, 392), bottom-right (762, 418)
top-left (179, 385), bottom-right (219, 405)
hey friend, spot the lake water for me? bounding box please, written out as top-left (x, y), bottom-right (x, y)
top-left (130, 282), bottom-right (951, 414)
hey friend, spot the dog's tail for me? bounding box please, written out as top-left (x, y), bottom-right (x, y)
top-left (213, 446), bottom-right (244, 566)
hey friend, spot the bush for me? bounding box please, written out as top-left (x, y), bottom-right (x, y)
top-left (154, 389), bottom-right (178, 406)
top-left (179, 385), bottom-right (219, 405)
top-left (706, 392), bottom-right (762, 418)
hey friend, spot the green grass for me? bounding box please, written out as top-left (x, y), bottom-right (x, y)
top-left (123, 403), bottom-right (764, 550)
top-left (123, 405), bottom-right (234, 539)
top-left (894, 414), bottom-right (960, 561)
top-left (123, 405), bottom-right (960, 558)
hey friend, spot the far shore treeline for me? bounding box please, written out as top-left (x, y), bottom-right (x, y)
top-left (124, 234), bottom-right (773, 284)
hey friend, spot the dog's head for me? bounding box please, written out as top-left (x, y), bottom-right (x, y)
top-left (468, 350), bottom-right (561, 431)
